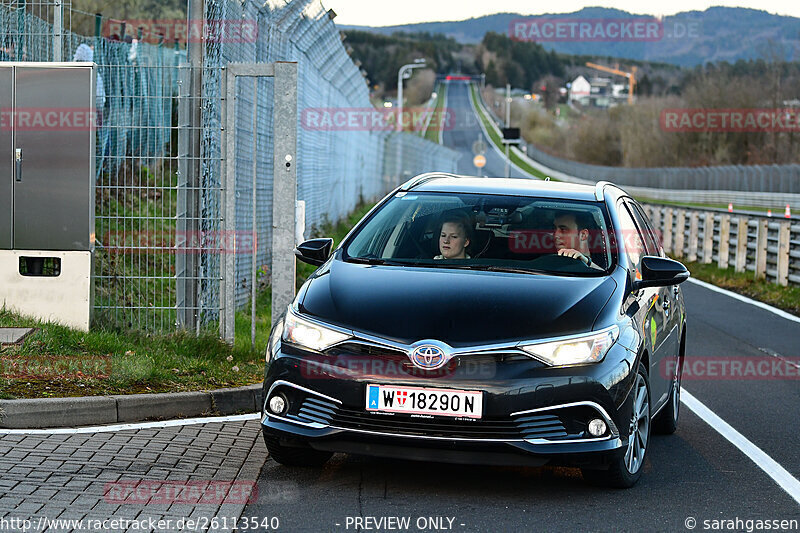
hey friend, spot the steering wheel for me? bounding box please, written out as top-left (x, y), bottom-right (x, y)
top-left (529, 253), bottom-right (592, 272)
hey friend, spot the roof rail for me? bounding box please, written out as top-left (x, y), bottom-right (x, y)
top-left (594, 181), bottom-right (612, 201)
top-left (399, 172), bottom-right (468, 191)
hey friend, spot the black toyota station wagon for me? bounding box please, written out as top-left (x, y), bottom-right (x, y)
top-left (261, 173), bottom-right (689, 488)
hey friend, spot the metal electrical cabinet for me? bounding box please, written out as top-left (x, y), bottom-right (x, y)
top-left (0, 63), bottom-right (95, 331)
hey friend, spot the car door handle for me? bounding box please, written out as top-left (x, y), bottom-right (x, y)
top-left (15, 148), bottom-right (22, 182)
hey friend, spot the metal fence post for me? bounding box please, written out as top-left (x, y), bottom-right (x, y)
top-left (271, 61), bottom-right (299, 330)
top-left (735, 217), bottom-right (748, 273)
top-left (687, 212), bottom-right (699, 262)
top-left (178, 0), bottom-right (204, 332)
top-left (718, 214), bottom-right (731, 269)
top-left (52, 0), bottom-right (62, 61)
top-left (674, 210), bottom-right (686, 259)
top-left (702, 212), bottom-right (714, 264)
top-left (777, 221), bottom-right (791, 286)
top-left (222, 66), bottom-right (236, 342)
top-left (662, 208), bottom-right (673, 255)
top-left (251, 77), bottom-right (259, 350)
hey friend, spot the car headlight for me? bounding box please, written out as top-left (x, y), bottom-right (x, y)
top-left (281, 309), bottom-right (351, 352)
top-left (520, 327), bottom-right (619, 367)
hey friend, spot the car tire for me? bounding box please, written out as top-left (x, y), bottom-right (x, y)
top-left (653, 340), bottom-right (684, 435)
top-left (263, 434), bottom-right (333, 467)
top-left (582, 362), bottom-right (651, 488)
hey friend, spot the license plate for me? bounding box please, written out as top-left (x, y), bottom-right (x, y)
top-left (365, 384), bottom-right (483, 419)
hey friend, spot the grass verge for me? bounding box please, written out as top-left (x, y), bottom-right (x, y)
top-left (468, 84), bottom-right (548, 179)
top-left (423, 85), bottom-right (446, 144)
top-left (678, 259), bottom-right (800, 317)
top-left (0, 202), bottom-right (376, 400)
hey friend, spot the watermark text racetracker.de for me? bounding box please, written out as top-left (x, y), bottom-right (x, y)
top-left (102, 230), bottom-right (257, 255)
top-left (509, 17), bottom-right (700, 42)
top-left (1, 354), bottom-right (111, 380)
top-left (1, 108), bottom-right (97, 131)
top-left (663, 357), bottom-right (800, 381)
top-left (104, 481), bottom-right (257, 505)
top-left (661, 108), bottom-right (800, 132)
top-left (301, 107), bottom-right (455, 132)
top-left (102, 19), bottom-right (258, 44)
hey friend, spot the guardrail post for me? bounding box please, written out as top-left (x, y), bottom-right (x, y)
top-left (674, 210), bottom-right (686, 258)
top-left (688, 212), bottom-right (699, 262)
top-left (662, 209), bottom-right (673, 254)
top-left (650, 206), bottom-right (661, 241)
top-left (754, 218), bottom-right (769, 280)
top-left (777, 221), bottom-right (791, 286)
top-left (735, 217), bottom-right (748, 273)
top-left (718, 214), bottom-right (731, 269)
top-left (702, 212), bottom-right (714, 264)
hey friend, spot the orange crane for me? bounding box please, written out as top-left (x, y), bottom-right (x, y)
top-left (585, 62), bottom-right (638, 104)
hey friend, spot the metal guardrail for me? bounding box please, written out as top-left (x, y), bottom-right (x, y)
top-left (526, 143), bottom-right (800, 195)
top-left (640, 204), bottom-right (800, 287)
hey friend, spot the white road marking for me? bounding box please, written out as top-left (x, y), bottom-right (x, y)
top-left (681, 389), bottom-right (800, 505)
top-left (687, 278), bottom-right (800, 324)
top-left (0, 412), bottom-right (260, 435)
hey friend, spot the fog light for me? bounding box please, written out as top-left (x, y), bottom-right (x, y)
top-left (588, 418), bottom-right (607, 437)
top-left (268, 394), bottom-right (287, 415)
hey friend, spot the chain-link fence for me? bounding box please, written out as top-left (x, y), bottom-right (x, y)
top-left (1, 0), bottom-right (459, 335)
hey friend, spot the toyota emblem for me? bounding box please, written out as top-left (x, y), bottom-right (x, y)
top-left (411, 344), bottom-right (446, 370)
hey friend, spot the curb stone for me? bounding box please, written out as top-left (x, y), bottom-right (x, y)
top-left (0, 383), bottom-right (264, 429)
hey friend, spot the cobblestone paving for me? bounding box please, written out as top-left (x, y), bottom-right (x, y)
top-left (0, 419), bottom-right (267, 532)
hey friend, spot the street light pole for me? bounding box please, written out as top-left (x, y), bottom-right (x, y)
top-left (505, 83), bottom-right (511, 178)
top-left (395, 59), bottom-right (426, 183)
top-left (396, 59), bottom-right (427, 133)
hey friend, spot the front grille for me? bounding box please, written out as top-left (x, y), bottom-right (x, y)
top-left (331, 406), bottom-right (522, 439)
top-left (275, 386), bottom-right (608, 442)
top-left (328, 342), bottom-right (540, 367)
top-left (289, 395), bottom-right (521, 439)
top-left (295, 397), bottom-right (336, 426)
top-left (328, 342), bottom-right (407, 358)
top-left (513, 413), bottom-right (569, 440)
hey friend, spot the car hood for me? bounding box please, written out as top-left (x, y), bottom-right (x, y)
top-left (298, 259), bottom-right (617, 346)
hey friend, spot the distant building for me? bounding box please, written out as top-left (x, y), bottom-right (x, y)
top-left (568, 76), bottom-right (591, 105)
top-left (570, 76), bottom-right (630, 108)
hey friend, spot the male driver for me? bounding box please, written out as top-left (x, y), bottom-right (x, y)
top-left (553, 211), bottom-right (603, 270)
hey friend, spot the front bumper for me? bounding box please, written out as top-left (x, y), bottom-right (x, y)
top-left (261, 341), bottom-right (637, 468)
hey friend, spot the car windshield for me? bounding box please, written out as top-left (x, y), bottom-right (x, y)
top-left (343, 191), bottom-right (614, 275)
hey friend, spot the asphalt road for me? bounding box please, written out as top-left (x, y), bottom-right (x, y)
top-left (440, 81), bottom-right (532, 179)
top-left (244, 82), bottom-right (800, 531)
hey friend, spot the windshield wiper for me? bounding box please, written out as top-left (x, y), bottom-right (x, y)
top-left (464, 265), bottom-right (545, 275)
top-left (346, 257), bottom-right (406, 266)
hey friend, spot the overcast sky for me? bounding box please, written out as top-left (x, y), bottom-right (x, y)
top-left (323, 0), bottom-right (800, 26)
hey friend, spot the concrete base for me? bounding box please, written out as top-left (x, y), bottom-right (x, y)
top-left (0, 250), bottom-right (92, 331)
top-left (0, 327), bottom-right (34, 345)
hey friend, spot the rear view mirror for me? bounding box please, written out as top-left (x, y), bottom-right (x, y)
top-left (294, 238), bottom-right (334, 267)
top-left (633, 256), bottom-right (690, 290)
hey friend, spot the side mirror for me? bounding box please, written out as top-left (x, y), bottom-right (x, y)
top-left (294, 238), bottom-right (334, 267)
top-left (633, 256), bottom-right (690, 290)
